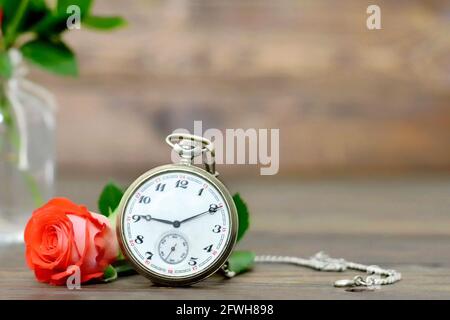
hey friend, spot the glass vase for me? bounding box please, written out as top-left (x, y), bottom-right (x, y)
top-left (0, 49), bottom-right (56, 244)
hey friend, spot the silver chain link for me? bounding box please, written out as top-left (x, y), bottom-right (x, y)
top-left (224, 251), bottom-right (401, 289)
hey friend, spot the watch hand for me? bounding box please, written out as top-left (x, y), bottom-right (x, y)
top-left (165, 244), bottom-right (177, 260)
top-left (152, 217), bottom-right (176, 225)
top-left (179, 204), bottom-right (222, 224)
top-left (132, 215), bottom-right (174, 225)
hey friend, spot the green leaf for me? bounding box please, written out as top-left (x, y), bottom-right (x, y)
top-left (233, 193), bottom-right (250, 242)
top-left (0, 52), bottom-right (13, 79)
top-left (19, 0), bottom-right (50, 33)
top-left (112, 260), bottom-right (137, 276)
top-left (97, 182), bottom-right (124, 217)
top-left (0, 92), bottom-right (13, 128)
top-left (102, 264), bottom-right (118, 283)
top-left (20, 39), bottom-right (78, 76)
top-left (2, 0), bottom-right (49, 42)
top-left (1, 0), bottom-right (22, 35)
top-left (227, 251), bottom-right (255, 276)
top-left (34, 0), bottom-right (91, 36)
top-left (102, 262), bottom-right (137, 283)
top-left (83, 16), bottom-right (127, 30)
top-left (33, 13), bottom-right (69, 36)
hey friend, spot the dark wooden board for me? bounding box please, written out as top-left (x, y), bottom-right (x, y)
top-left (1, 175), bottom-right (449, 299)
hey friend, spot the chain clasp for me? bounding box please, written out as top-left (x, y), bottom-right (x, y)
top-left (166, 133), bottom-right (217, 176)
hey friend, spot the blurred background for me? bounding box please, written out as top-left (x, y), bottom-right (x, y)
top-left (1, 0), bottom-right (450, 299)
top-left (31, 0), bottom-right (450, 179)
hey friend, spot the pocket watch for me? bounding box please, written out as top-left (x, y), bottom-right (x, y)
top-left (116, 134), bottom-right (238, 286)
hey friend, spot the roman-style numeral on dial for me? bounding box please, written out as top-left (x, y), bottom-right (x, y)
top-left (203, 244), bottom-right (213, 253)
top-left (155, 183), bottom-right (166, 192)
top-left (198, 188), bottom-right (204, 196)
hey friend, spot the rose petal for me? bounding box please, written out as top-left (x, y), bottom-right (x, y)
top-left (24, 197), bottom-right (119, 285)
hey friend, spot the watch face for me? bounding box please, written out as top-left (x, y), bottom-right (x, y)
top-left (118, 166), bottom-right (236, 284)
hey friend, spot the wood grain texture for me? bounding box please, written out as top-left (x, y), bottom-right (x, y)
top-left (27, 0), bottom-right (450, 176)
top-left (1, 175), bottom-right (450, 299)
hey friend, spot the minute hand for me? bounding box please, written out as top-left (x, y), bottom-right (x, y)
top-left (179, 204), bottom-right (222, 225)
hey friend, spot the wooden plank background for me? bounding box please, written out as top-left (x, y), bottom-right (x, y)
top-left (29, 0), bottom-right (450, 177)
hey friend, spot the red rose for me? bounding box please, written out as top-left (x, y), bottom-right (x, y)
top-left (24, 198), bottom-right (118, 285)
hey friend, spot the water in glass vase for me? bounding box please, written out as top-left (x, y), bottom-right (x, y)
top-left (0, 50), bottom-right (56, 244)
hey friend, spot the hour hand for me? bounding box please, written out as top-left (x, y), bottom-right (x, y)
top-left (152, 217), bottom-right (176, 225)
top-left (132, 215), bottom-right (174, 225)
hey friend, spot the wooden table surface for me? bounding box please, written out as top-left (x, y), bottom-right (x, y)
top-left (1, 174), bottom-right (450, 299)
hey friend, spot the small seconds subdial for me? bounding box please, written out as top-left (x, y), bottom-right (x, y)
top-left (158, 233), bottom-right (189, 265)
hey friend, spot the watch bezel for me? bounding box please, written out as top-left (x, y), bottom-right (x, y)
top-left (116, 164), bottom-right (238, 286)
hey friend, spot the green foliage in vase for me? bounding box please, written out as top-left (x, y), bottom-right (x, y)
top-left (0, 1), bottom-right (126, 208)
top-left (0, 0), bottom-right (126, 78)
